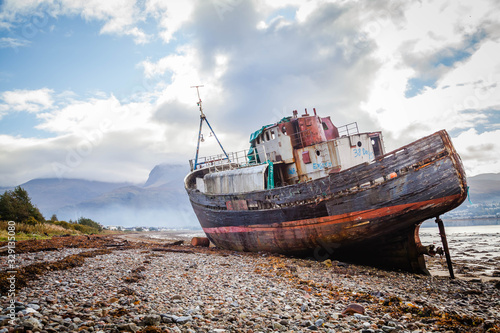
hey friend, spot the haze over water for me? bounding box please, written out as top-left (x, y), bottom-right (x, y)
top-left (420, 222), bottom-right (500, 279)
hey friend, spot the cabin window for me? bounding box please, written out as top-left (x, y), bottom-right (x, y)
top-left (371, 136), bottom-right (383, 157)
top-left (322, 122), bottom-right (329, 130)
top-left (256, 136), bottom-right (260, 144)
top-left (271, 131), bottom-right (276, 140)
top-left (281, 126), bottom-right (287, 134)
top-left (265, 131), bottom-right (270, 141)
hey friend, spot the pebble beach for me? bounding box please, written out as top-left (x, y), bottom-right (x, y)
top-left (1, 229), bottom-right (499, 333)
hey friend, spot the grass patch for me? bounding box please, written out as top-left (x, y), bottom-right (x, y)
top-left (0, 221), bottom-right (80, 241)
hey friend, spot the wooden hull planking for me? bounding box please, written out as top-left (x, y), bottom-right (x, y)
top-left (185, 130), bottom-right (467, 274)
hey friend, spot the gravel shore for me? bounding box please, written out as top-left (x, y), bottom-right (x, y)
top-left (1, 233), bottom-right (499, 333)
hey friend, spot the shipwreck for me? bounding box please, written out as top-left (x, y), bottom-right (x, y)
top-left (184, 88), bottom-right (467, 275)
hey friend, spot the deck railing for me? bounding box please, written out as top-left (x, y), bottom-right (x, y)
top-left (189, 148), bottom-right (261, 172)
top-left (190, 121), bottom-right (360, 172)
top-left (338, 122), bottom-right (359, 137)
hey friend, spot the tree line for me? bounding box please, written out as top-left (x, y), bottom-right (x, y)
top-left (0, 186), bottom-right (103, 234)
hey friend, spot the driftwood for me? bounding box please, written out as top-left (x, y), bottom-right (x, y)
top-left (167, 240), bottom-right (184, 246)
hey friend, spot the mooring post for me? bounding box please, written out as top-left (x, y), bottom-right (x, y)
top-left (435, 216), bottom-right (455, 279)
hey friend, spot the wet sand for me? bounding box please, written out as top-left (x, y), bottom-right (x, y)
top-left (420, 225), bottom-right (500, 282)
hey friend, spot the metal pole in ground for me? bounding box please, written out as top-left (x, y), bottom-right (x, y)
top-left (436, 216), bottom-right (455, 279)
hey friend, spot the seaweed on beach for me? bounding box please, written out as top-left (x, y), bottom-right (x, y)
top-left (0, 248), bottom-right (112, 293)
top-left (252, 255), bottom-right (500, 333)
top-left (1, 233), bottom-right (499, 333)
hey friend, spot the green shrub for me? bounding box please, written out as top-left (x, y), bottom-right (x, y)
top-left (54, 218), bottom-right (102, 234)
top-left (77, 217), bottom-right (103, 232)
top-left (72, 224), bottom-right (98, 234)
top-left (0, 187), bottom-right (44, 223)
top-left (54, 221), bottom-right (75, 230)
top-left (24, 216), bottom-right (41, 226)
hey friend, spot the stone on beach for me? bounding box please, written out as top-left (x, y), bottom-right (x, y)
top-left (0, 232), bottom-right (499, 333)
top-left (341, 303), bottom-right (365, 316)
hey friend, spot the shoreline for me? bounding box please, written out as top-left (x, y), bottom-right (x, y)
top-left (1, 233), bottom-right (499, 332)
top-left (120, 229), bottom-right (500, 282)
top-left (419, 225), bottom-right (500, 283)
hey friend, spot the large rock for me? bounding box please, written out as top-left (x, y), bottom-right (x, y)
top-left (117, 323), bottom-right (140, 332)
top-left (341, 303), bottom-right (365, 316)
top-left (141, 314), bottom-right (161, 326)
top-left (22, 317), bottom-right (43, 330)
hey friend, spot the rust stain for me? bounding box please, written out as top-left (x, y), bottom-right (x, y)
top-left (203, 194), bottom-right (462, 235)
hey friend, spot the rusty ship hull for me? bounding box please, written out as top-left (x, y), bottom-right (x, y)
top-left (185, 130), bottom-right (467, 274)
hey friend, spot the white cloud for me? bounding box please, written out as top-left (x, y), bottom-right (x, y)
top-left (0, 88), bottom-right (54, 114)
top-left (0, 92), bottom-right (183, 184)
top-left (439, 41), bottom-right (500, 113)
top-left (360, 0), bottom-right (498, 93)
top-left (361, 39), bottom-right (500, 145)
top-left (359, 0), bottom-right (500, 169)
top-left (61, 0), bottom-right (153, 43)
top-left (1, 0), bottom-right (499, 186)
top-left (36, 94), bottom-right (167, 143)
top-left (453, 128), bottom-right (500, 176)
top-left (123, 26), bottom-right (152, 44)
top-left (185, 1), bottom-right (382, 132)
top-left (0, 135), bottom-right (62, 185)
top-left (144, 0), bottom-right (194, 43)
top-left (140, 45), bottom-right (227, 107)
top-left (0, 37), bottom-right (31, 49)
top-left (0, 131), bottom-right (166, 185)
top-left (0, 0), bottom-right (150, 43)
top-left (0, 0), bottom-right (196, 45)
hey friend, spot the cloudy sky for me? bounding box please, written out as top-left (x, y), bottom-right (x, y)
top-left (0, 0), bottom-right (499, 186)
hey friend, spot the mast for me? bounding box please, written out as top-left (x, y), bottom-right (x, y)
top-left (191, 85), bottom-right (229, 170)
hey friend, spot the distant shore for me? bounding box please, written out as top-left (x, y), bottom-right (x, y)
top-left (421, 217), bottom-right (500, 227)
top-left (1, 231), bottom-right (499, 332)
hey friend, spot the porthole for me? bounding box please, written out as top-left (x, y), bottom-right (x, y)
top-left (315, 150), bottom-right (321, 156)
top-left (357, 141), bottom-right (362, 147)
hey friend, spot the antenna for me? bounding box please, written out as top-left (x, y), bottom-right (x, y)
top-left (191, 85), bottom-right (205, 117)
top-left (191, 85), bottom-right (229, 170)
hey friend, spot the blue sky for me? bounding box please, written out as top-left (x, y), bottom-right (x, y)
top-left (0, 0), bottom-right (499, 185)
top-left (0, 14), bottom-right (171, 104)
top-left (0, 15), bottom-right (144, 135)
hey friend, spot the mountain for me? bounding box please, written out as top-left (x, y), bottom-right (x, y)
top-left (466, 173), bottom-right (500, 203)
top-left (2, 168), bottom-right (498, 227)
top-left (143, 164), bottom-right (185, 188)
top-left (19, 178), bottom-right (133, 216)
top-left (1, 164), bottom-right (198, 228)
top-left (443, 173), bottom-right (500, 219)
